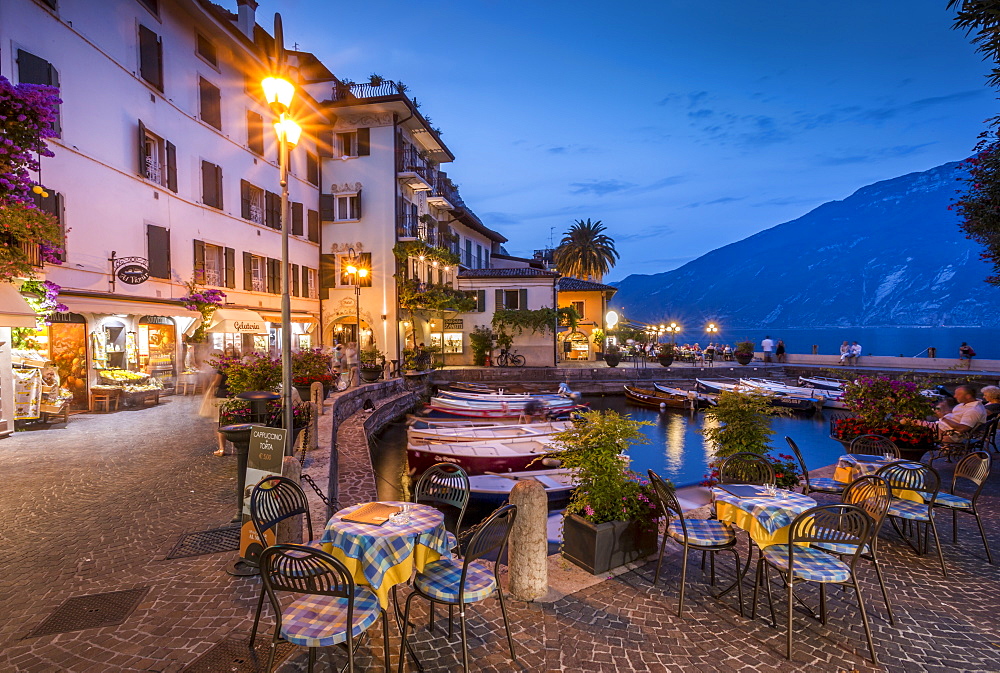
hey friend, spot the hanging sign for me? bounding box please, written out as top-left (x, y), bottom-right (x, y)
top-left (111, 253), bottom-right (151, 286)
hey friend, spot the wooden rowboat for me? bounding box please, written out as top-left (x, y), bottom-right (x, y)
top-left (407, 437), bottom-right (558, 475)
top-left (407, 421), bottom-right (570, 445)
top-left (427, 396), bottom-right (580, 419)
top-left (468, 469), bottom-right (577, 507)
top-left (624, 385), bottom-right (711, 410)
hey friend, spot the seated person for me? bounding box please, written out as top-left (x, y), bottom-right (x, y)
top-left (982, 385), bottom-right (1000, 417)
top-left (916, 385), bottom-right (987, 442)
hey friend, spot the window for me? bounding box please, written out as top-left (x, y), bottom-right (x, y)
top-left (199, 77), bottom-right (222, 130)
top-left (244, 252), bottom-right (266, 292)
top-left (307, 209), bottom-right (319, 243)
top-left (267, 258), bottom-right (281, 294)
top-left (476, 244), bottom-right (483, 269)
top-left (335, 128), bottom-right (370, 157)
top-left (138, 25), bottom-right (164, 92)
top-left (34, 189), bottom-right (66, 262)
top-left (201, 161), bottom-right (223, 209)
top-left (291, 202), bottom-right (303, 236)
top-left (196, 34), bottom-right (218, 68)
top-left (305, 151), bottom-right (319, 185)
top-left (291, 263), bottom-right (300, 296)
top-left (136, 0), bottom-right (158, 14)
top-left (334, 194), bottom-right (361, 221)
top-left (306, 268), bottom-right (318, 299)
top-left (485, 250), bottom-right (490, 268)
top-left (265, 191), bottom-right (280, 229)
top-left (138, 121), bottom-right (176, 191)
top-left (430, 333), bottom-right (463, 354)
top-left (470, 290), bottom-right (487, 312)
top-left (247, 110), bottom-right (264, 155)
top-left (240, 180), bottom-right (264, 224)
top-left (194, 240), bottom-right (234, 287)
top-left (17, 50), bottom-right (60, 136)
top-left (339, 253), bottom-right (372, 287)
top-left (465, 239), bottom-right (473, 267)
top-left (146, 225), bottom-right (169, 278)
top-left (497, 288), bottom-right (528, 310)
top-left (571, 301), bottom-right (585, 320)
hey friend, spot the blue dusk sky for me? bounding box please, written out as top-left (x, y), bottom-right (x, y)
top-left (260, 0), bottom-right (995, 281)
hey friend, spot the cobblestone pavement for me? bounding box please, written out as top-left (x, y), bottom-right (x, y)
top-left (2, 396), bottom-right (999, 672)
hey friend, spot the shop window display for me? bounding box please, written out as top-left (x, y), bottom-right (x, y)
top-left (11, 313), bottom-right (88, 412)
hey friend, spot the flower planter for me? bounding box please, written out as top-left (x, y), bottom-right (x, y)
top-left (831, 435), bottom-right (932, 462)
top-left (360, 366), bottom-right (383, 383)
top-left (657, 355), bottom-right (674, 368)
top-left (562, 513), bottom-right (658, 575)
top-left (734, 352), bottom-right (753, 365)
top-left (603, 353), bottom-right (621, 368)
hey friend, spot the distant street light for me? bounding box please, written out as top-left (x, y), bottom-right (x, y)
top-left (345, 247), bottom-right (369, 386)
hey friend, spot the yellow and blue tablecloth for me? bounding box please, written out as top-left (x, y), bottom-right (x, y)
top-left (321, 501), bottom-right (450, 609)
top-left (713, 487), bottom-right (817, 548)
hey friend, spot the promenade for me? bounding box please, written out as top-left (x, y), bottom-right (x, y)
top-left (1, 393), bottom-right (998, 672)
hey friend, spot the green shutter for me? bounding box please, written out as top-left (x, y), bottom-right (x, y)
top-left (519, 289), bottom-right (528, 309)
top-left (165, 141), bottom-right (177, 192)
top-left (495, 289), bottom-right (504, 310)
top-left (357, 127), bottom-right (370, 156)
top-left (224, 247), bottom-right (235, 288)
top-left (243, 252), bottom-right (253, 290)
top-left (477, 289), bottom-right (486, 312)
top-left (138, 120), bottom-right (147, 176)
top-left (292, 202), bottom-right (303, 236)
top-left (291, 263), bottom-right (300, 296)
top-left (193, 240), bottom-right (205, 283)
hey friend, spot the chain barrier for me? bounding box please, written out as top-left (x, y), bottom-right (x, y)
top-left (301, 473), bottom-right (337, 510)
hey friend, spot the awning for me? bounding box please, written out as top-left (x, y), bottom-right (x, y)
top-left (257, 312), bottom-right (319, 326)
top-left (206, 308), bottom-right (267, 334)
top-left (61, 295), bottom-right (199, 319)
top-left (0, 284), bottom-right (40, 328)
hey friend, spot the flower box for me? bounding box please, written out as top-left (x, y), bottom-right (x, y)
top-left (562, 513), bottom-right (658, 575)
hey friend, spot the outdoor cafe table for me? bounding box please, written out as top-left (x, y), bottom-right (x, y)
top-left (712, 486), bottom-right (817, 548)
top-left (320, 501), bottom-right (451, 609)
top-left (834, 454), bottom-right (923, 502)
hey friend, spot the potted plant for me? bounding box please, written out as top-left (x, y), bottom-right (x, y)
top-left (603, 343), bottom-right (621, 367)
top-left (734, 340), bottom-right (755, 365)
top-left (700, 390), bottom-right (800, 489)
top-left (359, 345), bottom-right (386, 383)
top-left (591, 328), bottom-right (605, 359)
top-left (830, 375), bottom-right (936, 461)
top-left (291, 348), bottom-right (333, 400)
top-left (548, 410), bottom-right (659, 575)
top-left (469, 326), bottom-right (492, 367)
top-left (657, 343), bottom-right (674, 368)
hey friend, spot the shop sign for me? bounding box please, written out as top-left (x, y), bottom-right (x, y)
top-left (444, 318), bottom-right (464, 330)
top-left (239, 426), bottom-right (287, 563)
top-left (233, 320), bottom-right (264, 333)
top-left (116, 263), bottom-right (149, 285)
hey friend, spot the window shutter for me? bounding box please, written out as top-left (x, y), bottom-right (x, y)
top-left (319, 255), bottom-right (337, 300)
top-left (353, 193), bottom-right (362, 220)
top-left (316, 128), bottom-right (333, 157)
top-left (193, 239), bottom-right (205, 283)
top-left (319, 194), bottom-right (335, 221)
top-left (224, 247), bottom-right (235, 288)
top-left (137, 120), bottom-right (147, 176)
top-left (302, 265), bottom-right (310, 297)
top-left (201, 161), bottom-right (215, 207)
top-left (199, 78), bottom-right (222, 130)
top-left (292, 202), bottom-right (303, 236)
top-left (146, 225), bottom-right (170, 279)
top-left (265, 191), bottom-right (279, 228)
top-left (495, 289), bottom-right (504, 310)
top-left (357, 127), bottom-right (370, 156)
top-left (307, 210), bottom-right (319, 243)
top-left (214, 164), bottom-right (223, 209)
top-left (240, 180), bottom-right (251, 220)
top-left (165, 141), bottom-right (177, 192)
top-left (247, 110), bottom-right (264, 155)
top-left (269, 258), bottom-right (281, 293)
top-left (291, 264), bottom-right (300, 296)
top-left (518, 289), bottom-right (528, 309)
top-left (477, 290), bottom-right (486, 313)
top-left (138, 26), bottom-right (163, 91)
top-left (243, 252), bottom-right (253, 290)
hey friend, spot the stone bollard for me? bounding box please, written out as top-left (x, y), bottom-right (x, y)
top-left (812, 344), bottom-right (818, 355)
top-left (508, 479), bottom-right (548, 602)
top-left (310, 381), bottom-right (325, 416)
top-left (277, 457), bottom-right (303, 544)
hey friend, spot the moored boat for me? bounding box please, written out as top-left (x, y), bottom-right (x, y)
top-left (652, 383), bottom-right (716, 407)
top-left (427, 395), bottom-right (581, 419)
top-left (407, 437), bottom-right (557, 475)
top-left (798, 376), bottom-right (850, 391)
top-left (625, 385), bottom-right (711, 410)
top-left (437, 389), bottom-right (568, 403)
top-left (408, 420), bottom-right (571, 445)
top-left (448, 382), bottom-right (565, 395)
top-left (695, 379), bottom-right (819, 414)
top-left (467, 469), bottom-right (577, 507)
top-left (739, 378), bottom-right (847, 409)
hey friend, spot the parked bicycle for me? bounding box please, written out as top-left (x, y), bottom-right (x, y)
top-left (496, 348), bottom-right (526, 367)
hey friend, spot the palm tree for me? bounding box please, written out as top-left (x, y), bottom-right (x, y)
top-left (553, 219), bottom-right (620, 282)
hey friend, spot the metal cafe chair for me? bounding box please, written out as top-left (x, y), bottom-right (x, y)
top-left (398, 504), bottom-right (518, 673)
top-left (849, 434), bottom-right (900, 458)
top-left (249, 476), bottom-right (329, 645)
top-left (413, 463), bottom-right (471, 553)
top-left (754, 504), bottom-right (879, 665)
top-left (257, 544), bottom-right (391, 673)
top-left (875, 460), bottom-right (947, 577)
top-left (785, 436), bottom-right (848, 495)
top-left (648, 469), bottom-right (742, 617)
top-left (930, 451), bottom-right (993, 564)
top-left (929, 415), bottom-right (1000, 468)
top-left (718, 452), bottom-right (775, 485)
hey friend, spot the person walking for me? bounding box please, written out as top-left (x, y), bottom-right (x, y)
top-left (345, 341), bottom-right (359, 387)
top-left (775, 339), bottom-right (786, 363)
top-left (761, 335), bottom-right (774, 363)
top-left (959, 342), bottom-right (976, 369)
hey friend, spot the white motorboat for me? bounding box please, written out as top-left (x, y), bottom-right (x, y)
top-left (798, 376), bottom-right (850, 391)
top-left (407, 437), bottom-right (559, 475)
top-left (739, 378), bottom-right (847, 409)
top-left (407, 420), bottom-right (570, 445)
top-left (468, 469), bottom-right (577, 506)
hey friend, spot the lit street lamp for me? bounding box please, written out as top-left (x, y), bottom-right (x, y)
top-left (706, 322), bottom-right (719, 336)
top-left (345, 247), bottom-right (369, 386)
top-left (261, 13), bottom-right (301, 454)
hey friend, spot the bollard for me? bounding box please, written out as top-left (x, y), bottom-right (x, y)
top-left (307, 401), bottom-right (319, 450)
top-left (812, 344), bottom-right (818, 355)
top-left (276, 457), bottom-right (303, 544)
top-left (508, 479), bottom-right (548, 602)
top-left (310, 381), bottom-right (325, 416)
top-left (928, 347), bottom-right (937, 359)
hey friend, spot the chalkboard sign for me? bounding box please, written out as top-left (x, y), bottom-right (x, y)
top-left (239, 426), bottom-right (288, 564)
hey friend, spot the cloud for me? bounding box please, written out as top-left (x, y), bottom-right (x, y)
top-left (615, 224), bottom-right (676, 241)
top-left (751, 196), bottom-right (822, 208)
top-left (482, 211), bottom-right (521, 227)
top-left (684, 196), bottom-right (746, 209)
top-left (857, 90), bottom-right (984, 123)
top-left (569, 180), bottom-right (636, 196)
top-left (544, 143), bottom-right (598, 155)
top-left (817, 142), bottom-right (936, 166)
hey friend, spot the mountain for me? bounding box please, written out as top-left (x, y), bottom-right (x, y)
top-left (613, 161), bottom-right (1000, 327)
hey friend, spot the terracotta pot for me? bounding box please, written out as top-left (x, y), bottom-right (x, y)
top-left (735, 352), bottom-right (753, 365)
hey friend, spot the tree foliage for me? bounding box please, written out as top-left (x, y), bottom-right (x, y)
top-left (553, 219), bottom-right (619, 282)
top-left (701, 390), bottom-right (780, 457)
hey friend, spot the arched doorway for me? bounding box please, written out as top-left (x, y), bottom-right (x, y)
top-left (561, 330), bottom-right (591, 361)
top-left (327, 315), bottom-right (372, 350)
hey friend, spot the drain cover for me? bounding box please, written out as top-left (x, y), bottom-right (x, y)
top-left (181, 636), bottom-right (295, 672)
top-left (25, 587), bottom-right (150, 639)
top-left (167, 526), bottom-right (241, 559)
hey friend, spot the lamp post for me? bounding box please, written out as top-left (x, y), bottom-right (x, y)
top-left (261, 13), bottom-right (301, 454)
top-left (345, 247), bottom-right (368, 386)
top-left (706, 322), bottom-right (719, 337)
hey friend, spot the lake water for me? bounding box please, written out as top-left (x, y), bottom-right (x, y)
top-left (684, 326), bottom-right (1000, 360)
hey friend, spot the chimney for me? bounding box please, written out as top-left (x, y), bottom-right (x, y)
top-left (236, 0), bottom-right (258, 40)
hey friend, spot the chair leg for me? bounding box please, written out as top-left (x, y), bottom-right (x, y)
top-left (249, 589), bottom-right (267, 645)
top-left (870, 554), bottom-right (895, 625)
top-left (928, 515), bottom-right (948, 577)
top-left (710, 551), bottom-right (716, 586)
top-left (382, 610), bottom-right (392, 673)
top-left (728, 548), bottom-right (744, 618)
top-left (750, 557), bottom-right (761, 621)
top-left (459, 606), bottom-right (470, 673)
top-left (397, 592), bottom-right (419, 673)
top-left (266, 636), bottom-right (278, 673)
top-left (953, 508), bottom-right (959, 545)
top-left (497, 584), bottom-right (517, 662)
top-left (763, 564), bottom-right (777, 629)
top-left (677, 544), bottom-right (689, 618)
top-left (653, 533), bottom-right (668, 586)
top-left (786, 574), bottom-right (794, 661)
top-left (818, 583), bottom-right (827, 625)
top-left (851, 576), bottom-right (878, 665)
top-left (974, 512), bottom-right (994, 564)
top-left (428, 602), bottom-right (435, 632)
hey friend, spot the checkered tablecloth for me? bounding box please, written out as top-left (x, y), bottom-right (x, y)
top-left (712, 487), bottom-right (816, 535)
top-left (321, 501), bottom-right (450, 592)
top-left (834, 453), bottom-right (896, 483)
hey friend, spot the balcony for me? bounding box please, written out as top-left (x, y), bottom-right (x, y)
top-left (397, 147), bottom-right (432, 191)
top-left (427, 173), bottom-right (459, 210)
top-left (331, 80), bottom-right (406, 102)
top-left (398, 214), bottom-right (445, 247)
top-left (144, 157), bottom-right (162, 184)
top-left (248, 204), bottom-right (265, 226)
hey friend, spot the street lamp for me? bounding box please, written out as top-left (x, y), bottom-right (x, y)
top-left (345, 247), bottom-right (369, 386)
top-left (261, 13), bottom-right (300, 453)
top-left (667, 322), bottom-right (681, 346)
top-left (706, 322), bottom-right (719, 336)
